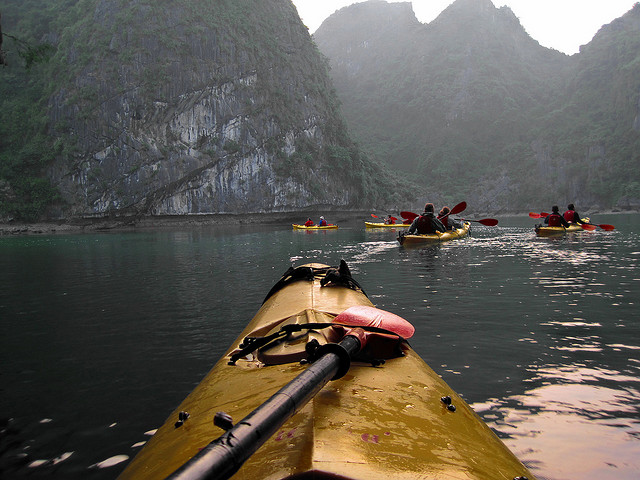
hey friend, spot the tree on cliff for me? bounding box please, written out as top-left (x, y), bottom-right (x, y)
top-left (0, 12), bottom-right (54, 69)
top-left (0, 12), bottom-right (5, 66)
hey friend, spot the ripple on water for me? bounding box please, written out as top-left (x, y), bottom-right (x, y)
top-left (472, 364), bottom-right (640, 480)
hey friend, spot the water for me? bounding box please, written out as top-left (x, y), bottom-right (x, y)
top-left (1, 214), bottom-right (639, 479)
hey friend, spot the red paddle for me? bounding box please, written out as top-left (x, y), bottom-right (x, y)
top-left (400, 211), bottom-right (418, 221)
top-left (597, 224), bottom-right (615, 231)
top-left (458, 218), bottom-right (499, 226)
top-left (582, 223), bottom-right (615, 231)
top-left (529, 212), bottom-right (550, 219)
top-left (447, 201), bottom-right (467, 217)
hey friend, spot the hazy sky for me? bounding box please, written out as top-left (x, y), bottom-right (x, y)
top-left (291, 0), bottom-right (638, 55)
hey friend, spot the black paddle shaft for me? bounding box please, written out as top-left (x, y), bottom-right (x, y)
top-left (166, 334), bottom-right (361, 480)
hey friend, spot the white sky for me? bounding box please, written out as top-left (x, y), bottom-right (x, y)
top-left (291, 0), bottom-right (638, 55)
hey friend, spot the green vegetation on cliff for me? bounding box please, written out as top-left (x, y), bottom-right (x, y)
top-left (1, 0), bottom-right (404, 221)
top-left (1, 5), bottom-right (59, 220)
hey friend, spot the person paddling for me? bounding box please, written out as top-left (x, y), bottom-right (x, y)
top-left (564, 204), bottom-right (586, 224)
top-left (437, 206), bottom-right (461, 230)
top-left (407, 203), bottom-right (446, 234)
top-left (304, 218), bottom-right (314, 227)
top-left (318, 216), bottom-right (328, 226)
top-left (544, 205), bottom-right (570, 228)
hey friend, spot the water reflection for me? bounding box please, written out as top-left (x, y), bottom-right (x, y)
top-left (473, 363), bottom-right (640, 480)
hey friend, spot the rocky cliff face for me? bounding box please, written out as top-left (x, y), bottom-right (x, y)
top-left (43, 0), bottom-right (381, 217)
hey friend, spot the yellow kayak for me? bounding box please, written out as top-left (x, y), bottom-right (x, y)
top-left (365, 221), bottom-right (411, 228)
top-left (398, 222), bottom-right (471, 245)
top-left (118, 261), bottom-right (535, 480)
top-left (535, 218), bottom-right (590, 237)
top-left (292, 224), bottom-right (338, 230)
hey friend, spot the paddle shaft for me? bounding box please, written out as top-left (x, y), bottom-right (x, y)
top-left (457, 218), bottom-right (498, 226)
top-left (166, 335), bottom-right (362, 480)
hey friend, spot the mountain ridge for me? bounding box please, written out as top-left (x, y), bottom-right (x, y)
top-left (314, 0), bottom-right (640, 211)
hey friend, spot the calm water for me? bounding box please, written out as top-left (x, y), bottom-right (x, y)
top-left (1, 214), bottom-right (639, 479)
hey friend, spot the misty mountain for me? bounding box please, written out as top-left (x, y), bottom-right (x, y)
top-left (314, 0), bottom-right (640, 211)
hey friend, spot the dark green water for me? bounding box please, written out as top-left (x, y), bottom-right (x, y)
top-left (1, 214), bottom-right (639, 479)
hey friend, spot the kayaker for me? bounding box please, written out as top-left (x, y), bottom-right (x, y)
top-left (384, 215), bottom-right (396, 225)
top-left (407, 203), bottom-right (446, 234)
top-left (437, 206), bottom-right (461, 230)
top-left (318, 216), bottom-right (328, 226)
top-left (564, 204), bottom-right (586, 224)
top-left (304, 218), bottom-right (314, 227)
top-left (544, 205), bottom-right (570, 227)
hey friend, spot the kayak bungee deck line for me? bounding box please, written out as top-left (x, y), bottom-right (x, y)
top-left (292, 224), bottom-right (338, 230)
top-left (118, 261), bottom-right (536, 480)
top-left (397, 221), bottom-right (471, 245)
top-left (535, 217), bottom-right (590, 237)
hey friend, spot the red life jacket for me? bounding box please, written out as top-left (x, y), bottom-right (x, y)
top-left (564, 210), bottom-right (577, 222)
top-left (416, 215), bottom-right (435, 234)
top-left (547, 214), bottom-right (563, 227)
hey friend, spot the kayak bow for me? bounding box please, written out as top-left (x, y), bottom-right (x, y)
top-left (118, 262), bottom-right (536, 480)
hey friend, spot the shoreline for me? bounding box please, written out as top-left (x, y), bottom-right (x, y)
top-left (0, 210), bottom-right (370, 236)
top-left (1, 209), bottom-right (638, 236)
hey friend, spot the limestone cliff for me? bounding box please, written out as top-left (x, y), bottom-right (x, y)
top-left (36, 0), bottom-right (393, 218)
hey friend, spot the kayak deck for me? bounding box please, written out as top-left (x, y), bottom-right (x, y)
top-left (398, 222), bottom-right (471, 245)
top-left (118, 262), bottom-right (535, 480)
top-left (293, 224), bottom-right (338, 230)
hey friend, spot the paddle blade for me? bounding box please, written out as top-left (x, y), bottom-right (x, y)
top-left (400, 211), bottom-right (418, 221)
top-left (529, 212), bottom-right (542, 219)
top-left (540, 212), bottom-right (549, 217)
top-left (478, 218), bottom-right (499, 226)
top-left (599, 224), bottom-right (615, 231)
top-left (581, 224), bottom-right (597, 231)
top-left (371, 214), bottom-right (379, 218)
top-left (450, 201), bottom-right (467, 215)
top-left (334, 306), bottom-right (415, 339)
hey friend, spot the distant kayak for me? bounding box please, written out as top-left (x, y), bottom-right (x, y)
top-left (535, 218), bottom-right (590, 237)
top-left (293, 224), bottom-right (338, 230)
top-left (365, 221), bottom-right (410, 228)
top-left (398, 222), bottom-right (471, 245)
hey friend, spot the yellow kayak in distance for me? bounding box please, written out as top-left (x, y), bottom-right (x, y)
top-left (292, 224), bottom-right (338, 230)
top-left (398, 222), bottom-right (471, 245)
top-left (364, 221), bottom-right (411, 228)
top-left (535, 218), bottom-right (590, 237)
top-left (117, 261), bottom-right (536, 480)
